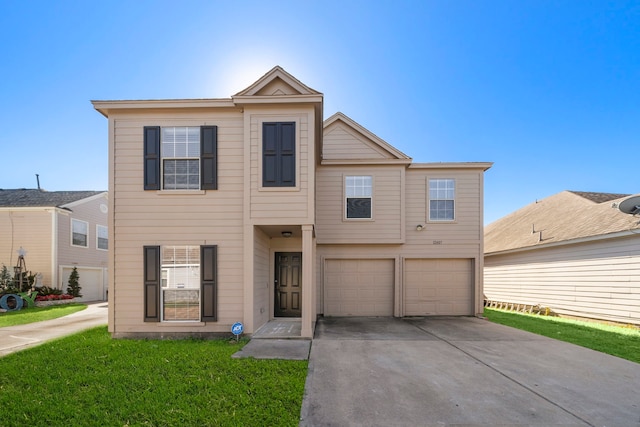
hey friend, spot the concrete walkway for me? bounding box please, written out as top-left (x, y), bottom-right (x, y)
top-left (300, 316), bottom-right (640, 426)
top-left (0, 301), bottom-right (108, 357)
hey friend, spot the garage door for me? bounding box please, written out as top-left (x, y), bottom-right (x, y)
top-left (324, 259), bottom-right (394, 316)
top-left (404, 259), bottom-right (472, 316)
top-left (60, 267), bottom-right (106, 302)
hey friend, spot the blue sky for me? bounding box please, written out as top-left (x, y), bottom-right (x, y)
top-left (1, 0), bottom-right (638, 224)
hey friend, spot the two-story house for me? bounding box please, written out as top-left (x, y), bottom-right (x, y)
top-left (0, 189), bottom-right (108, 301)
top-left (93, 66), bottom-right (491, 339)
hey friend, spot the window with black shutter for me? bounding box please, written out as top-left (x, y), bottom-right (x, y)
top-left (143, 245), bottom-right (217, 322)
top-left (263, 122), bottom-right (296, 187)
top-left (143, 126), bottom-right (217, 191)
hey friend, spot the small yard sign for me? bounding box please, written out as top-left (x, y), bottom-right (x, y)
top-left (231, 322), bottom-right (244, 342)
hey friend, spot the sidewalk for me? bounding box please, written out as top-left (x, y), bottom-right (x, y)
top-left (0, 301), bottom-right (108, 357)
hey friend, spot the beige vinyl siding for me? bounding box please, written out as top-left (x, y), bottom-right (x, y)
top-left (405, 169), bottom-right (483, 244)
top-left (484, 235), bottom-right (640, 325)
top-left (110, 112), bottom-right (245, 334)
top-left (248, 109), bottom-right (315, 223)
top-left (0, 209), bottom-right (54, 286)
top-left (253, 227), bottom-right (270, 330)
top-left (316, 166), bottom-right (404, 244)
top-left (322, 123), bottom-right (389, 160)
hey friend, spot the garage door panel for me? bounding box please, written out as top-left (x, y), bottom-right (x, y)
top-left (324, 259), bottom-right (394, 316)
top-left (404, 259), bottom-right (472, 316)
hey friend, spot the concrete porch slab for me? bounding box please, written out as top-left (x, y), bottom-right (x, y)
top-left (231, 339), bottom-right (311, 360)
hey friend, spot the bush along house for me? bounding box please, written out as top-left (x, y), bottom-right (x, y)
top-left (92, 66), bottom-right (492, 339)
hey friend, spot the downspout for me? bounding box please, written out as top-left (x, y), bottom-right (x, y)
top-left (51, 209), bottom-right (58, 289)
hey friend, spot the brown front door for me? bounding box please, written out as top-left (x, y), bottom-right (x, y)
top-left (274, 252), bottom-right (302, 317)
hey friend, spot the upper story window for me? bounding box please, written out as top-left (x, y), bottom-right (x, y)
top-left (143, 126), bottom-right (217, 191)
top-left (429, 178), bottom-right (455, 221)
top-left (71, 219), bottom-right (88, 247)
top-left (96, 225), bottom-right (108, 250)
top-left (162, 127), bottom-right (200, 190)
top-left (345, 175), bottom-right (372, 219)
top-left (263, 122), bottom-right (296, 187)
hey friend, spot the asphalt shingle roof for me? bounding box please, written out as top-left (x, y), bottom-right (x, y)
top-left (485, 190), bottom-right (640, 254)
top-left (0, 189), bottom-right (105, 208)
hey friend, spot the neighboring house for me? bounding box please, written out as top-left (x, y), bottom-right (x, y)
top-left (484, 190), bottom-right (640, 325)
top-left (92, 66), bottom-right (492, 339)
top-left (0, 189), bottom-right (109, 301)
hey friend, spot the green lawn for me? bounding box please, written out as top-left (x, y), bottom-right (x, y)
top-left (0, 303), bottom-right (87, 327)
top-left (484, 308), bottom-right (640, 364)
top-left (0, 327), bottom-right (307, 426)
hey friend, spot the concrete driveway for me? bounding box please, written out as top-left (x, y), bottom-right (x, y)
top-left (0, 301), bottom-right (108, 357)
top-left (300, 316), bottom-right (640, 426)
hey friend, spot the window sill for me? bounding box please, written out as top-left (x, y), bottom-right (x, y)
top-left (156, 190), bottom-right (206, 195)
top-left (258, 186), bottom-right (300, 192)
top-left (159, 321), bottom-right (206, 327)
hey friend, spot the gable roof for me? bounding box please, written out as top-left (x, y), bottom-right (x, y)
top-left (0, 189), bottom-right (105, 208)
top-left (485, 190), bottom-right (640, 255)
top-left (234, 66), bottom-right (321, 97)
top-left (321, 112), bottom-right (412, 165)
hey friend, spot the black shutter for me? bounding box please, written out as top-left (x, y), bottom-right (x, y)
top-left (143, 246), bottom-right (160, 322)
top-left (143, 126), bottom-right (161, 190)
top-left (201, 245), bottom-right (217, 321)
top-left (262, 122), bottom-right (296, 187)
top-left (280, 122), bottom-right (296, 186)
top-left (263, 123), bottom-right (278, 186)
top-left (201, 126), bottom-right (218, 190)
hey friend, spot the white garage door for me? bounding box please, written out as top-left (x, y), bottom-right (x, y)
top-left (324, 259), bottom-right (394, 316)
top-left (404, 259), bottom-right (472, 316)
top-left (60, 267), bottom-right (106, 302)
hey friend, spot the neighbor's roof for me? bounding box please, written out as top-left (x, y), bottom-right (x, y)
top-left (0, 189), bottom-right (105, 208)
top-left (485, 190), bottom-right (640, 255)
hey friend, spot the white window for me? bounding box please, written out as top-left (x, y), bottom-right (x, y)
top-left (161, 246), bottom-right (200, 321)
top-left (162, 127), bottom-right (200, 190)
top-left (71, 219), bottom-right (88, 247)
top-left (96, 225), bottom-right (108, 250)
top-left (429, 178), bottom-right (455, 221)
top-left (345, 175), bottom-right (372, 219)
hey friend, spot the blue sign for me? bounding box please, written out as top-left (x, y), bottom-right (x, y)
top-left (231, 322), bottom-right (244, 336)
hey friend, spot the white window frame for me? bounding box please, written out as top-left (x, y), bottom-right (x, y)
top-left (96, 225), bottom-right (108, 251)
top-left (428, 178), bottom-right (456, 222)
top-left (161, 127), bottom-right (201, 191)
top-left (71, 219), bottom-right (89, 248)
top-left (160, 246), bottom-right (201, 322)
top-left (345, 175), bottom-right (373, 220)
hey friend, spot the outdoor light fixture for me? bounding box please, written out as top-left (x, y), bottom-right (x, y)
top-left (281, 231), bottom-right (293, 238)
top-left (416, 224), bottom-right (424, 231)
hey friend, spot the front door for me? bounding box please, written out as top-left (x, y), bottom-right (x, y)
top-left (274, 252), bottom-right (302, 317)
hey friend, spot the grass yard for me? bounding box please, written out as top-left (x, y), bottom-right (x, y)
top-left (0, 303), bottom-right (86, 327)
top-left (484, 308), bottom-right (640, 364)
top-left (0, 327), bottom-right (307, 426)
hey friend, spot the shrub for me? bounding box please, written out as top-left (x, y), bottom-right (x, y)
top-left (34, 285), bottom-right (63, 296)
top-left (66, 267), bottom-right (82, 298)
top-left (35, 294), bottom-right (74, 301)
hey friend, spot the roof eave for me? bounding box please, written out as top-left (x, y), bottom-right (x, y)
top-left (485, 228), bottom-right (640, 256)
top-left (410, 162), bottom-right (494, 171)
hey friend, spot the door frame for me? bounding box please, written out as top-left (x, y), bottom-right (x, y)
top-left (274, 251), bottom-right (303, 318)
